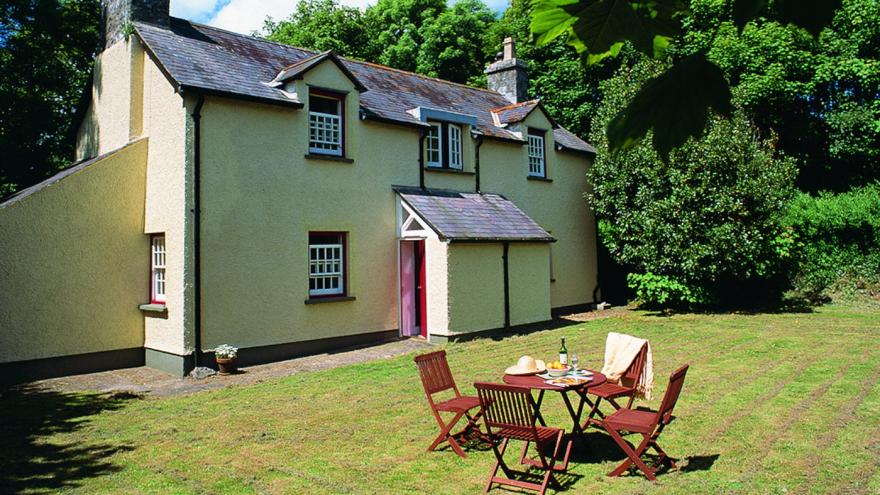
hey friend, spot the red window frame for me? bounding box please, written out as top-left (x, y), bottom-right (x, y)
top-left (149, 234), bottom-right (167, 304)
top-left (308, 88), bottom-right (346, 157)
top-left (308, 231), bottom-right (348, 299)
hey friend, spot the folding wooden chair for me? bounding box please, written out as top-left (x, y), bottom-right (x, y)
top-left (474, 382), bottom-right (572, 495)
top-left (584, 341), bottom-right (648, 427)
top-left (414, 350), bottom-right (486, 458)
top-left (601, 364), bottom-right (689, 481)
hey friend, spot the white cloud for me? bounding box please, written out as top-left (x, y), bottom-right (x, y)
top-left (170, 0), bottom-right (223, 21)
top-left (208, 0), bottom-right (298, 34)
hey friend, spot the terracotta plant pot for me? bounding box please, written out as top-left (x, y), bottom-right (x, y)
top-left (216, 357), bottom-right (238, 375)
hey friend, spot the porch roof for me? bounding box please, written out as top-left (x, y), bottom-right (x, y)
top-left (395, 187), bottom-right (555, 242)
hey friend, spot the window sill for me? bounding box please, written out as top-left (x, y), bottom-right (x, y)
top-left (305, 153), bottom-right (354, 164)
top-left (527, 176), bottom-right (552, 182)
top-left (304, 296), bottom-right (357, 305)
top-left (139, 303), bottom-right (167, 313)
top-left (425, 167), bottom-right (475, 175)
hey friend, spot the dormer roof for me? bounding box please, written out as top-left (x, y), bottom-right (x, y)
top-left (133, 18), bottom-right (595, 154)
top-left (490, 99), bottom-right (558, 128)
top-left (269, 50), bottom-right (368, 92)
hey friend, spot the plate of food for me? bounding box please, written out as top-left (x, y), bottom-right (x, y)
top-left (547, 376), bottom-right (591, 387)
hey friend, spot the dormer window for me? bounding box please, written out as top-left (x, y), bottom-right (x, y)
top-left (426, 121), bottom-right (463, 170)
top-left (528, 129), bottom-right (546, 178)
top-left (309, 90), bottom-right (344, 156)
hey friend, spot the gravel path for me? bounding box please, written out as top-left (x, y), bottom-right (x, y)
top-left (29, 338), bottom-right (433, 397)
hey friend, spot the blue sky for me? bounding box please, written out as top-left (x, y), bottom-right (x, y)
top-left (171, 0), bottom-right (510, 35)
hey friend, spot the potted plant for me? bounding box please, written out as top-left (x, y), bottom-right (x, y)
top-left (214, 344), bottom-right (239, 374)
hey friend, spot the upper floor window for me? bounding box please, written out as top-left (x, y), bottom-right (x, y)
top-left (528, 129), bottom-right (546, 178)
top-left (309, 90), bottom-right (344, 156)
top-left (309, 232), bottom-right (347, 297)
top-left (150, 234), bottom-right (166, 304)
top-left (426, 121), bottom-right (463, 170)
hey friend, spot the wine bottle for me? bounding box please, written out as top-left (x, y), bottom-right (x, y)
top-left (559, 337), bottom-right (568, 366)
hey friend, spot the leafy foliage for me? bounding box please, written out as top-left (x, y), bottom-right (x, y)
top-left (784, 184), bottom-right (880, 301)
top-left (0, 0), bottom-right (100, 196)
top-left (590, 59), bottom-right (798, 307)
top-left (263, 0), bottom-right (373, 59)
top-left (531, 0), bottom-right (846, 155)
top-left (627, 272), bottom-right (709, 307)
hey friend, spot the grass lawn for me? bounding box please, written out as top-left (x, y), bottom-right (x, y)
top-left (3, 303), bottom-right (880, 494)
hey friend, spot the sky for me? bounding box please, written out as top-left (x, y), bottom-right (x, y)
top-left (170, 0), bottom-right (509, 35)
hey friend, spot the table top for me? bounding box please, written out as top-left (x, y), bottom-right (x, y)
top-left (503, 369), bottom-right (607, 391)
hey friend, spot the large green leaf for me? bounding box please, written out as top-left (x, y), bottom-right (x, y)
top-left (733, 0), bottom-right (841, 35)
top-left (607, 54), bottom-right (732, 155)
top-left (531, 0), bottom-right (680, 63)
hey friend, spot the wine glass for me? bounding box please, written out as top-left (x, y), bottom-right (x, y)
top-left (570, 354), bottom-right (579, 374)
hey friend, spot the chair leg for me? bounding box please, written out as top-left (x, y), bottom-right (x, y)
top-left (485, 438), bottom-right (511, 494)
top-left (606, 428), bottom-right (657, 481)
top-left (583, 396), bottom-right (604, 428)
top-left (428, 411), bottom-right (467, 457)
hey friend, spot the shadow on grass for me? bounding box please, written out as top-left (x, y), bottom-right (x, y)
top-left (0, 385), bottom-right (139, 494)
top-left (641, 300), bottom-right (816, 318)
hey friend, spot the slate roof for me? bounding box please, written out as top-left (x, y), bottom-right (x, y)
top-left (134, 18), bottom-right (595, 154)
top-left (491, 100), bottom-right (542, 125)
top-left (395, 186), bottom-right (555, 242)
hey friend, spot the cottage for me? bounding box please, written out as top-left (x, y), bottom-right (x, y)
top-left (0, 0), bottom-right (598, 380)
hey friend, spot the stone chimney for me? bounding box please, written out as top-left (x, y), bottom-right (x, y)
top-left (485, 38), bottom-right (528, 104)
top-left (101, 0), bottom-right (170, 49)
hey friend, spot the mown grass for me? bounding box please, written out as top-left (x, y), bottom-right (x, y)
top-left (2, 302), bottom-right (879, 494)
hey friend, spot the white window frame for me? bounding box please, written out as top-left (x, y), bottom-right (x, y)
top-left (309, 234), bottom-right (345, 297)
top-left (448, 124), bottom-right (463, 169)
top-left (309, 94), bottom-right (343, 156)
top-left (151, 235), bottom-right (166, 304)
top-left (426, 122), bottom-right (443, 167)
top-left (528, 133), bottom-right (546, 177)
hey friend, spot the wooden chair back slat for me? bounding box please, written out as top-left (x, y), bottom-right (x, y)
top-left (656, 364), bottom-right (689, 425)
top-left (474, 382), bottom-right (535, 431)
top-left (623, 342), bottom-right (649, 384)
top-left (414, 350), bottom-right (459, 396)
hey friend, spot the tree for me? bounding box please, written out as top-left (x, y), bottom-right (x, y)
top-left (416, 0), bottom-right (495, 83)
top-left (364, 0), bottom-right (446, 72)
top-left (263, 0), bottom-right (375, 61)
top-left (589, 59), bottom-right (798, 306)
top-left (531, 0), bottom-right (845, 156)
top-left (681, 0), bottom-right (880, 192)
top-left (0, 0), bottom-right (100, 196)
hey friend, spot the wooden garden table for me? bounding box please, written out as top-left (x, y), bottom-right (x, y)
top-left (503, 370), bottom-right (607, 442)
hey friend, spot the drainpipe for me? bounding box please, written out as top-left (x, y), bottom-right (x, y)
top-left (473, 132), bottom-right (484, 193)
top-left (502, 241), bottom-right (510, 330)
top-left (418, 127), bottom-right (428, 190)
top-left (191, 94), bottom-right (205, 370)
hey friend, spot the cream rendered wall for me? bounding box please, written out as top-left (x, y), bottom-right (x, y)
top-left (141, 53), bottom-right (192, 356)
top-left (445, 244), bottom-right (505, 333)
top-left (479, 111), bottom-right (597, 309)
top-left (508, 243), bottom-right (552, 325)
top-left (198, 60), bottom-right (418, 350)
top-left (424, 237), bottom-right (449, 334)
top-left (0, 139), bottom-right (148, 363)
top-left (75, 40), bottom-right (141, 161)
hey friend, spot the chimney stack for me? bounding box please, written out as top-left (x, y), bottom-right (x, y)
top-left (485, 37), bottom-right (528, 104)
top-left (101, 0), bottom-right (170, 50)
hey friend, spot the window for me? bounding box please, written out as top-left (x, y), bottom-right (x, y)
top-left (309, 91), bottom-right (344, 156)
top-left (309, 232), bottom-right (346, 297)
top-left (528, 130), bottom-right (546, 177)
top-left (425, 121), bottom-right (463, 169)
top-left (448, 125), bottom-right (463, 169)
top-left (150, 235), bottom-right (166, 304)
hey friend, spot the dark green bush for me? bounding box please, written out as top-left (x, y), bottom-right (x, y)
top-left (589, 60), bottom-right (798, 308)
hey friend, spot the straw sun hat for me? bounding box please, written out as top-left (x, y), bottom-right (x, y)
top-left (505, 355), bottom-right (547, 375)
